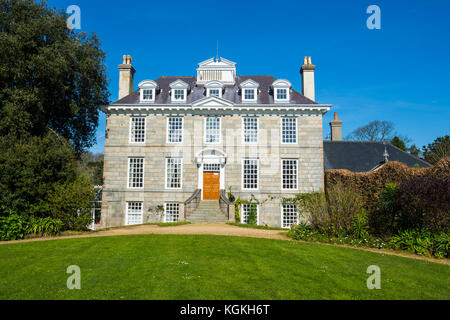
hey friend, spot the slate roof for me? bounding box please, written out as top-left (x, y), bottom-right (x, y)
top-left (113, 75), bottom-right (317, 105)
top-left (324, 141), bottom-right (431, 172)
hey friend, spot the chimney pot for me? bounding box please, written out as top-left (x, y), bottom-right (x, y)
top-left (330, 113), bottom-right (343, 141)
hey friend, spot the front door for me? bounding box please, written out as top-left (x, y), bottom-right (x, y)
top-left (203, 172), bottom-right (220, 200)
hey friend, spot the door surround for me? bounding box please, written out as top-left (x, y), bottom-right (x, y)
top-left (195, 148), bottom-right (226, 200)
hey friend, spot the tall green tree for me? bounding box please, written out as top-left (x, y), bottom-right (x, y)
top-left (422, 135), bottom-right (450, 165)
top-left (0, 0), bottom-right (109, 153)
top-left (390, 136), bottom-right (407, 151)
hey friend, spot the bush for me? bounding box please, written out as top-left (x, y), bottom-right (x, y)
top-left (0, 214), bottom-right (28, 241)
top-left (352, 209), bottom-right (370, 240)
top-left (396, 177), bottom-right (450, 232)
top-left (46, 177), bottom-right (95, 231)
top-left (390, 229), bottom-right (449, 258)
top-left (370, 183), bottom-right (400, 236)
top-left (27, 217), bottom-right (62, 236)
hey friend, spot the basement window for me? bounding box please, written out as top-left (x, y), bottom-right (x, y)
top-left (126, 202), bottom-right (143, 225)
top-left (164, 203), bottom-right (180, 223)
top-left (282, 203), bottom-right (298, 229)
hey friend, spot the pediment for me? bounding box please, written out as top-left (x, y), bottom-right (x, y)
top-left (169, 79), bottom-right (190, 89)
top-left (272, 79), bottom-right (292, 88)
top-left (192, 96), bottom-right (234, 108)
top-left (198, 57), bottom-right (236, 69)
top-left (138, 80), bottom-right (158, 89)
top-left (240, 79), bottom-right (260, 88)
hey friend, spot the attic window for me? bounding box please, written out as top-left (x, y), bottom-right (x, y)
top-left (205, 81), bottom-right (224, 98)
top-left (272, 79), bottom-right (292, 103)
top-left (209, 89), bottom-right (220, 97)
top-left (138, 80), bottom-right (158, 103)
top-left (240, 79), bottom-right (260, 103)
top-left (169, 79), bottom-right (189, 103)
top-left (174, 89), bottom-right (185, 100)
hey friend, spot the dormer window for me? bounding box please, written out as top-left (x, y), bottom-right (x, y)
top-left (272, 79), bottom-right (292, 103)
top-left (204, 80), bottom-right (224, 98)
top-left (169, 79), bottom-right (189, 103)
top-left (240, 79), bottom-right (259, 103)
top-left (138, 80), bottom-right (158, 103)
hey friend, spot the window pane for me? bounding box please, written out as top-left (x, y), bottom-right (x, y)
top-left (168, 117), bottom-right (183, 143)
top-left (166, 158), bottom-right (182, 189)
top-left (244, 89), bottom-right (255, 100)
top-left (243, 117), bottom-right (258, 143)
top-left (174, 89), bottom-right (185, 100)
top-left (165, 203), bottom-right (180, 223)
top-left (277, 88), bottom-right (287, 100)
top-left (205, 117), bottom-right (221, 143)
top-left (282, 203), bottom-right (298, 228)
top-left (243, 159), bottom-right (258, 190)
top-left (130, 117), bottom-right (145, 143)
top-left (209, 89), bottom-right (220, 97)
top-left (128, 158), bottom-right (144, 189)
top-left (142, 89), bottom-right (153, 100)
top-left (241, 203), bottom-right (258, 225)
top-left (127, 202), bottom-right (143, 225)
top-left (282, 118), bottom-right (297, 144)
top-left (282, 159), bottom-right (298, 189)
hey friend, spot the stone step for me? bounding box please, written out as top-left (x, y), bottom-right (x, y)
top-left (187, 200), bottom-right (227, 223)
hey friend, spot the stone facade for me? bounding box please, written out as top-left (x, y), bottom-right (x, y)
top-left (100, 112), bottom-right (325, 228)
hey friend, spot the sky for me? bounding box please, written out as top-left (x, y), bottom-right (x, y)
top-left (49, 0), bottom-right (450, 154)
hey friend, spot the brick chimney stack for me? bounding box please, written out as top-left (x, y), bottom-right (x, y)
top-left (330, 112), bottom-right (343, 141)
top-left (300, 56), bottom-right (316, 101)
top-left (118, 55), bottom-right (136, 100)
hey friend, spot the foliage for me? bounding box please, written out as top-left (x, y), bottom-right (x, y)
top-left (77, 152), bottom-right (104, 186)
top-left (234, 196), bottom-right (260, 225)
top-left (227, 223), bottom-right (285, 231)
top-left (370, 183), bottom-right (400, 236)
top-left (27, 217), bottom-right (62, 236)
top-left (352, 209), bottom-right (370, 240)
top-left (0, 214), bottom-right (28, 241)
top-left (390, 229), bottom-right (449, 258)
top-left (391, 136), bottom-right (407, 151)
top-left (0, 0), bottom-right (109, 153)
top-left (422, 135), bottom-right (450, 165)
top-left (45, 177), bottom-right (96, 231)
top-left (396, 176), bottom-right (450, 232)
top-left (0, 133), bottom-right (77, 216)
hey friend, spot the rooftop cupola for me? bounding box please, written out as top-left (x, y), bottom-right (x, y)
top-left (196, 57), bottom-right (236, 86)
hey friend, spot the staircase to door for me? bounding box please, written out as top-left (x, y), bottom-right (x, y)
top-left (187, 201), bottom-right (228, 223)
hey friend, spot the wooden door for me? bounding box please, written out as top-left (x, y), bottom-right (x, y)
top-left (203, 172), bottom-right (220, 200)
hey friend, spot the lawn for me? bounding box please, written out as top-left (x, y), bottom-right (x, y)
top-left (0, 235), bottom-right (448, 300)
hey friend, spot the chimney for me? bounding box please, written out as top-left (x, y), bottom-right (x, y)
top-left (300, 56), bottom-right (316, 101)
top-left (118, 55), bottom-right (136, 100)
top-left (330, 112), bottom-right (343, 141)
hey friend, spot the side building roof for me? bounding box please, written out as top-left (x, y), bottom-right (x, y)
top-left (323, 141), bottom-right (431, 172)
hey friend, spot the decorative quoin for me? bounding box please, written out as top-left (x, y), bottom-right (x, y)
top-left (100, 55), bottom-right (331, 229)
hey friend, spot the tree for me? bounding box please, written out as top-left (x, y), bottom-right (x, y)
top-left (390, 136), bottom-right (407, 151)
top-left (422, 135), bottom-right (450, 165)
top-left (345, 120), bottom-right (395, 142)
top-left (0, 0), bottom-right (109, 153)
top-left (407, 144), bottom-right (421, 157)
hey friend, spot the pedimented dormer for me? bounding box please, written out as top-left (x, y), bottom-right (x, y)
top-left (272, 79), bottom-right (292, 103)
top-left (204, 80), bottom-right (224, 98)
top-left (240, 79), bottom-right (260, 103)
top-left (138, 80), bottom-right (158, 103)
top-left (169, 79), bottom-right (190, 103)
top-left (196, 57), bottom-right (236, 86)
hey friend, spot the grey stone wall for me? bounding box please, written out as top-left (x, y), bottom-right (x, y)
top-left (101, 112), bottom-right (324, 228)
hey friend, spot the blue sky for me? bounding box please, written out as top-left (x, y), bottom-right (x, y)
top-left (50, 0), bottom-right (450, 154)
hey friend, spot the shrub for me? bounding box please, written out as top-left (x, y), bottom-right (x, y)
top-left (352, 209), bottom-right (370, 240)
top-left (27, 217), bottom-right (62, 236)
top-left (46, 177), bottom-right (95, 231)
top-left (389, 229), bottom-right (450, 258)
top-left (370, 183), bottom-right (400, 236)
top-left (0, 214), bottom-right (28, 241)
top-left (396, 176), bottom-right (450, 232)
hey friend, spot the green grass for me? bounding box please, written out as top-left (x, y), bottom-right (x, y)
top-left (0, 235), bottom-right (448, 300)
top-left (227, 222), bottom-right (285, 231)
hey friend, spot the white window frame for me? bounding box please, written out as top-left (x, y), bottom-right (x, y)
top-left (281, 117), bottom-right (298, 145)
top-left (172, 89), bottom-right (186, 102)
top-left (243, 88), bottom-right (257, 103)
top-left (208, 88), bottom-right (222, 98)
top-left (242, 117), bottom-right (259, 144)
top-left (167, 117), bottom-right (184, 144)
top-left (129, 117), bottom-right (146, 144)
top-left (242, 159), bottom-right (259, 191)
top-left (127, 158), bottom-right (144, 189)
top-left (165, 158), bottom-right (183, 190)
top-left (164, 203), bottom-right (180, 223)
top-left (281, 159), bottom-right (299, 191)
top-left (126, 202), bottom-right (143, 226)
top-left (272, 79), bottom-right (291, 103)
top-left (138, 80), bottom-right (158, 103)
top-left (241, 203), bottom-right (260, 225)
top-left (281, 203), bottom-right (299, 229)
top-left (204, 117), bottom-right (221, 144)
top-left (140, 89), bottom-right (154, 102)
top-left (276, 88), bottom-right (289, 101)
